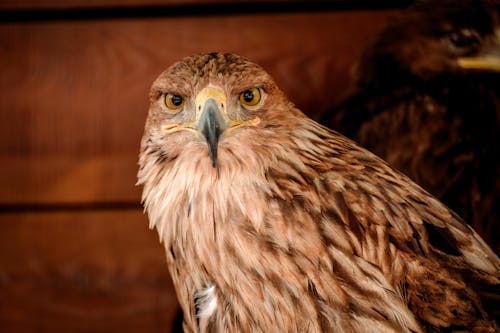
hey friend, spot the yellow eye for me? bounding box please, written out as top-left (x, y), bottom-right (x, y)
top-left (164, 93), bottom-right (185, 111)
top-left (239, 88), bottom-right (262, 107)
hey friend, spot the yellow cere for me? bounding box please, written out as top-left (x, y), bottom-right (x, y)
top-left (195, 86), bottom-right (228, 112)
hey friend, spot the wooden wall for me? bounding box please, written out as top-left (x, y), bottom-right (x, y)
top-left (0, 1), bottom-right (400, 332)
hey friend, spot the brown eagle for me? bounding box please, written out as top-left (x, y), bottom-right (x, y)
top-left (138, 53), bottom-right (500, 332)
top-left (321, 0), bottom-right (500, 254)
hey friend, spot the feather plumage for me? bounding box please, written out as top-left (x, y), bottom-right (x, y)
top-left (138, 53), bottom-right (500, 332)
top-left (321, 0), bottom-right (500, 255)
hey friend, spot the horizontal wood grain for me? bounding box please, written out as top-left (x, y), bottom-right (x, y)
top-left (0, 0), bottom-right (244, 9)
top-left (0, 0), bottom-right (408, 11)
top-left (0, 155), bottom-right (141, 205)
top-left (0, 10), bottom-right (396, 205)
top-left (0, 210), bottom-right (180, 333)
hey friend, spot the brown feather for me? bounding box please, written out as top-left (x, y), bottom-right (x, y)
top-left (321, 0), bottom-right (500, 255)
top-left (138, 53), bottom-right (500, 332)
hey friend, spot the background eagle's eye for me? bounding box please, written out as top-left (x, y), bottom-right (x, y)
top-left (164, 93), bottom-right (185, 111)
top-left (447, 29), bottom-right (480, 50)
top-left (239, 88), bottom-right (261, 107)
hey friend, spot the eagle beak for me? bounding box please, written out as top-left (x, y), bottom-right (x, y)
top-left (457, 56), bottom-right (500, 72)
top-left (195, 87), bottom-right (229, 167)
top-left (197, 98), bottom-right (228, 167)
top-left (194, 85), bottom-right (261, 167)
top-left (457, 31), bottom-right (500, 72)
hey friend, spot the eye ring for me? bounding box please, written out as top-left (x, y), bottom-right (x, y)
top-left (239, 88), bottom-right (262, 108)
top-left (164, 93), bottom-right (185, 111)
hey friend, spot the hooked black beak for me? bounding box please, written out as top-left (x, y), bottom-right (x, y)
top-left (197, 98), bottom-right (228, 167)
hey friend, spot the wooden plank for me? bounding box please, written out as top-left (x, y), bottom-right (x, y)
top-left (0, 0), bottom-right (216, 9)
top-left (0, 0), bottom-right (305, 10)
top-left (0, 10), bottom-right (396, 205)
top-left (0, 210), bottom-right (180, 333)
top-left (1, 155), bottom-right (141, 205)
top-left (0, 0), bottom-right (407, 11)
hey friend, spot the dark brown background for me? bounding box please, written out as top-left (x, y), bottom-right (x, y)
top-left (0, 1), bottom-right (401, 332)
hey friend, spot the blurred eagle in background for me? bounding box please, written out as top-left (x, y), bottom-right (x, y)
top-left (138, 53), bottom-right (500, 332)
top-left (321, 0), bottom-right (500, 254)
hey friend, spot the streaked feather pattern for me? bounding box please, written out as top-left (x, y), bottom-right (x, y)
top-left (321, 0), bottom-right (500, 255)
top-left (138, 53), bottom-right (500, 332)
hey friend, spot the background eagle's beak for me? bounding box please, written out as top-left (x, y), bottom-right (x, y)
top-left (197, 97), bottom-right (228, 167)
top-left (458, 32), bottom-right (500, 72)
top-left (457, 56), bottom-right (500, 72)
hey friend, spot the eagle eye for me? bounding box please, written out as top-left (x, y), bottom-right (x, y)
top-left (164, 93), bottom-right (185, 111)
top-left (447, 28), bottom-right (480, 50)
top-left (239, 88), bottom-right (262, 108)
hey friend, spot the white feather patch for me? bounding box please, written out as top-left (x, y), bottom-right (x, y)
top-left (195, 285), bottom-right (218, 318)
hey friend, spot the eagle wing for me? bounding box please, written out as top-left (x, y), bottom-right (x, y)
top-left (270, 118), bottom-right (500, 330)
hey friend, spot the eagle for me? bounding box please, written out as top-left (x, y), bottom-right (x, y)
top-left (321, 0), bottom-right (500, 254)
top-left (137, 53), bottom-right (500, 332)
